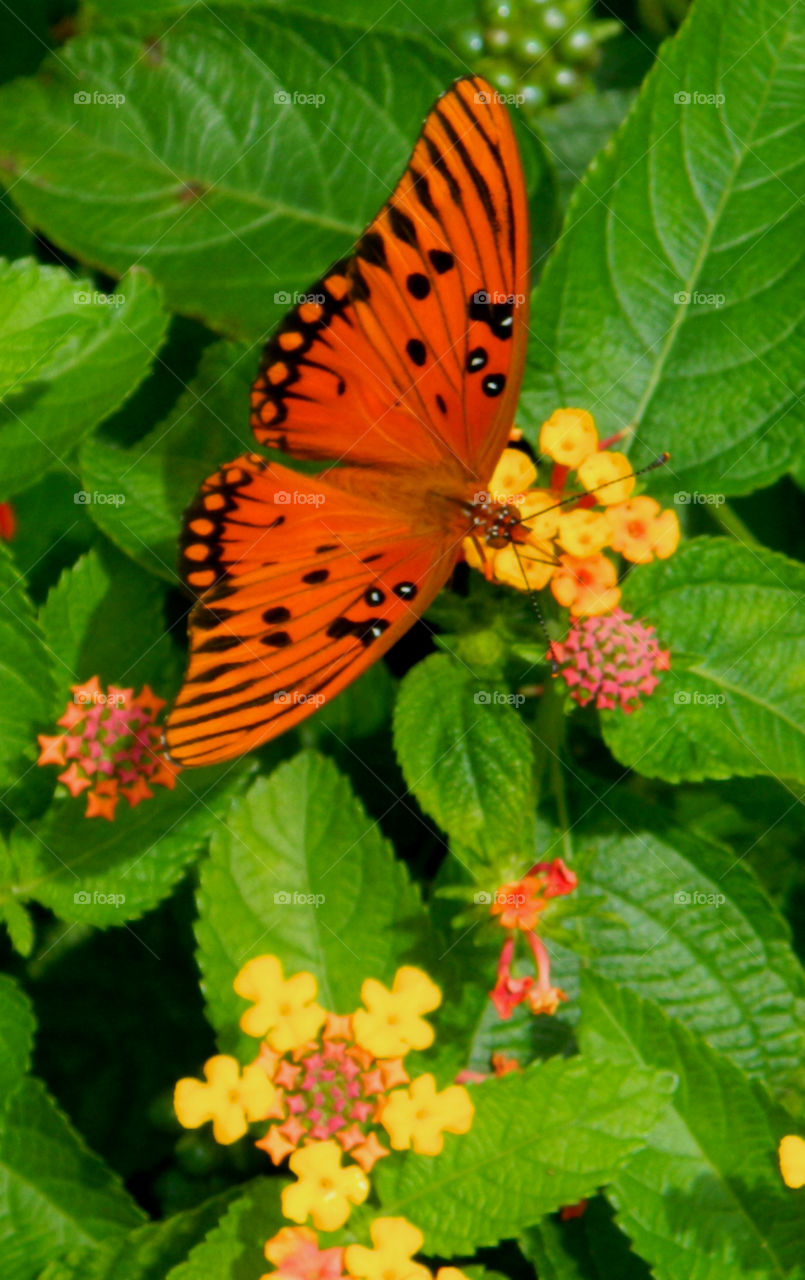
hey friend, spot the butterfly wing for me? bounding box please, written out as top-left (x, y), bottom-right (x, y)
top-left (250, 74), bottom-right (530, 486)
top-left (165, 455), bottom-right (462, 766)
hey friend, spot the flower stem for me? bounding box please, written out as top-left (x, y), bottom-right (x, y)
top-left (533, 677), bottom-right (573, 863)
top-left (707, 500), bottom-right (760, 547)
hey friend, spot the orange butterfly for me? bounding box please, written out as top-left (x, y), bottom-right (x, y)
top-left (166, 76), bottom-right (530, 767)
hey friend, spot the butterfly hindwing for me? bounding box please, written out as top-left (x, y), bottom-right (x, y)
top-left (166, 454), bottom-right (461, 765)
top-left (250, 75), bottom-right (530, 487)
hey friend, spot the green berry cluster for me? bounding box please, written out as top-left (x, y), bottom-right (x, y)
top-left (451, 0), bottom-right (621, 114)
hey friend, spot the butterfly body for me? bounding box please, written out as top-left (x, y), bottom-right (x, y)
top-left (166, 76), bottom-right (530, 766)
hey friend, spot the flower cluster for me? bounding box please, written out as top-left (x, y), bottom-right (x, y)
top-left (262, 1219), bottom-right (470, 1280)
top-left (552, 608), bottom-right (671, 713)
top-left (483, 859), bottom-right (578, 1019)
top-left (464, 408), bottom-right (679, 616)
top-left (174, 957), bottom-right (474, 1230)
top-left (36, 677), bottom-right (179, 819)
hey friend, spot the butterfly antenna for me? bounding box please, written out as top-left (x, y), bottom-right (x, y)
top-left (516, 451), bottom-right (671, 528)
top-left (510, 540), bottom-right (559, 673)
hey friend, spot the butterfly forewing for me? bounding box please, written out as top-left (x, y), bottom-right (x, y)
top-left (250, 76), bottom-right (530, 486)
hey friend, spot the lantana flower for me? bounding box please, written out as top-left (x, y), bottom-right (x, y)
top-left (262, 1219), bottom-right (472, 1280)
top-left (551, 608), bottom-right (671, 713)
top-left (173, 1055), bottom-right (276, 1144)
top-left (482, 860), bottom-right (578, 1020)
top-left (261, 1226), bottom-right (347, 1280)
top-left (779, 1134), bottom-right (805, 1189)
top-left (37, 677), bottom-right (179, 819)
top-left (379, 1073), bottom-right (474, 1155)
top-left (174, 956), bottom-right (473, 1228)
top-left (463, 408), bottom-right (679, 617)
top-left (283, 1140), bottom-right (369, 1231)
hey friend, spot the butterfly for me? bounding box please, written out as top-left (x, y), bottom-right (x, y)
top-left (165, 75), bottom-right (530, 767)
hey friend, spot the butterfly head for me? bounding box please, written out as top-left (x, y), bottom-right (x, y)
top-left (465, 495), bottom-right (528, 551)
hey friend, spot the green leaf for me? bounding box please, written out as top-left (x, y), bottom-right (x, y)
top-left (35, 1189), bottom-right (241, 1280)
top-left (38, 544), bottom-right (179, 701)
top-left (521, 1198), bottom-right (652, 1280)
top-left (164, 1179), bottom-right (284, 1280)
top-left (520, 0), bottom-right (805, 496)
top-left (0, 544), bottom-right (55, 790)
top-left (10, 761), bottom-right (248, 926)
top-left (572, 789), bottom-right (805, 1087)
top-left (538, 89), bottom-right (636, 210)
top-left (373, 1056), bottom-right (675, 1252)
top-left (579, 974), bottom-right (804, 1280)
top-left (83, 0), bottom-right (468, 30)
top-left (80, 341), bottom-right (255, 582)
top-left (603, 538), bottom-right (805, 784)
top-left (393, 654), bottom-right (537, 863)
top-left (0, 260), bottom-right (166, 497)
top-left (0, 1077), bottom-right (143, 1280)
top-left (0, 974), bottom-right (35, 1096)
top-left (196, 750), bottom-right (433, 1051)
top-left (0, 13), bottom-right (456, 339)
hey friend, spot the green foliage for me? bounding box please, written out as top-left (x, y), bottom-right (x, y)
top-left (374, 1057), bottom-right (675, 1251)
top-left (0, 12), bottom-right (458, 339)
top-left (0, 261), bottom-right (167, 498)
top-left (196, 752), bottom-right (434, 1050)
top-left (520, 0), bottom-right (805, 497)
top-left (0, 0), bottom-right (803, 1277)
top-left (607, 539), bottom-right (805, 783)
top-left (571, 791), bottom-right (805, 1087)
top-left (580, 974), bottom-right (804, 1280)
top-left (393, 654), bottom-right (537, 865)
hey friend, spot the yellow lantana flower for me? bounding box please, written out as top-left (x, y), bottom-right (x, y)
top-left (551, 553), bottom-right (620, 617)
top-left (283, 1140), bottom-right (369, 1231)
top-left (486, 447), bottom-right (537, 501)
top-left (779, 1134), bottom-right (805, 1189)
top-left (540, 408), bottom-right (598, 467)
top-left (352, 966), bottom-right (441, 1059)
top-left (345, 1217), bottom-right (430, 1280)
top-left (605, 496), bottom-right (680, 563)
top-left (235, 954), bottom-right (326, 1051)
top-left (173, 1055), bottom-right (275, 1144)
top-left (380, 1073), bottom-right (474, 1155)
top-left (557, 508), bottom-right (611, 557)
top-left (576, 450), bottom-right (635, 505)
